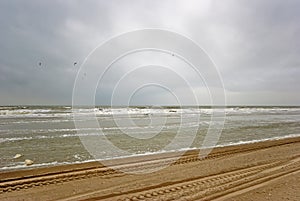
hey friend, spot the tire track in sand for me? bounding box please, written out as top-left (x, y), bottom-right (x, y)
top-left (0, 138), bottom-right (299, 196)
top-left (90, 156), bottom-right (300, 201)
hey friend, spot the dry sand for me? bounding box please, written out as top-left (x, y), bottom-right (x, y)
top-left (0, 137), bottom-right (299, 201)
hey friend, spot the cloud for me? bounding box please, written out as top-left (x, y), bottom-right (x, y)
top-left (0, 0), bottom-right (299, 105)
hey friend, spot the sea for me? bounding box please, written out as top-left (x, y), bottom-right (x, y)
top-left (0, 106), bottom-right (299, 171)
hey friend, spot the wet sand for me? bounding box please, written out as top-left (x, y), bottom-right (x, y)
top-left (0, 137), bottom-right (299, 201)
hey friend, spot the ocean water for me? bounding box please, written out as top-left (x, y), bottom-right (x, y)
top-left (0, 106), bottom-right (299, 170)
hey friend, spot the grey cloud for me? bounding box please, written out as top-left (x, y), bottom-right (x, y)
top-left (0, 0), bottom-right (299, 105)
top-left (191, 0), bottom-right (300, 94)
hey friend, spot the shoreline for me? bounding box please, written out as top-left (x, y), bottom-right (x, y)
top-left (1, 133), bottom-right (299, 172)
top-left (1, 136), bottom-right (300, 179)
top-left (1, 136), bottom-right (300, 200)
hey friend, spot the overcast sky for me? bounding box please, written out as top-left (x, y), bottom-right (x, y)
top-left (0, 0), bottom-right (299, 106)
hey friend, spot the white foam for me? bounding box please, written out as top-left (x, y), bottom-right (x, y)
top-left (0, 161), bottom-right (59, 171)
top-left (1, 107), bottom-right (299, 119)
top-left (213, 133), bottom-right (300, 148)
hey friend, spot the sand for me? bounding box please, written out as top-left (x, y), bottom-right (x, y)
top-left (0, 137), bottom-right (299, 201)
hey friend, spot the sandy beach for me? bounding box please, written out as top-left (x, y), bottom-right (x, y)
top-left (0, 136), bottom-right (299, 201)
